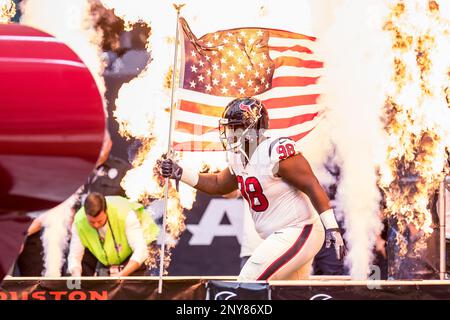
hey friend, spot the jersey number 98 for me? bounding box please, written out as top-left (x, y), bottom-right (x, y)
top-left (277, 143), bottom-right (296, 160)
top-left (237, 176), bottom-right (269, 212)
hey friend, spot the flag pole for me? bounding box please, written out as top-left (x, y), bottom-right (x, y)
top-left (158, 2), bottom-right (185, 295)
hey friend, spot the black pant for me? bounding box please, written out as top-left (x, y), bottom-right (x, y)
top-left (15, 231), bottom-right (44, 276)
top-left (94, 256), bottom-right (148, 276)
top-left (81, 249), bottom-right (98, 276)
top-left (446, 239), bottom-right (450, 274)
top-left (312, 239), bottom-right (347, 275)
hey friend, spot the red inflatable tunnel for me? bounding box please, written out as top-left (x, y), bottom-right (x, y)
top-left (0, 24), bottom-right (105, 280)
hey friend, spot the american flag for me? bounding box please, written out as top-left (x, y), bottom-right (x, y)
top-left (173, 18), bottom-right (323, 151)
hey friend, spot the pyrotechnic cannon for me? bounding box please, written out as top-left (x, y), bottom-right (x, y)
top-left (386, 176), bottom-right (441, 279)
top-left (439, 176), bottom-right (450, 280)
top-left (386, 175), bottom-right (448, 280)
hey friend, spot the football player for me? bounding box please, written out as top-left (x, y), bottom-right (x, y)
top-left (160, 97), bottom-right (345, 281)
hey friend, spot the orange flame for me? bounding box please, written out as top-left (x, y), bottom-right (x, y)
top-left (379, 0), bottom-right (450, 259)
top-left (0, 0), bottom-right (15, 23)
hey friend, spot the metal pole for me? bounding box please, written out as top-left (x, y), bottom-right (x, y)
top-left (158, 3), bottom-right (185, 295)
top-left (439, 177), bottom-right (449, 280)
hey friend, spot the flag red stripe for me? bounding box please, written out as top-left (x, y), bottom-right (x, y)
top-left (289, 128), bottom-right (315, 142)
top-left (173, 127), bottom-right (317, 152)
top-left (271, 76), bottom-right (319, 87)
top-left (175, 121), bottom-right (217, 135)
top-left (175, 112), bottom-right (318, 134)
top-left (268, 30), bottom-right (316, 41)
top-left (270, 112), bottom-right (318, 129)
top-left (179, 100), bottom-right (224, 117)
top-left (173, 141), bottom-right (223, 152)
top-left (262, 94), bottom-right (320, 108)
top-left (273, 57), bottom-right (323, 69)
top-left (269, 45), bottom-right (313, 54)
top-left (179, 94), bottom-right (320, 115)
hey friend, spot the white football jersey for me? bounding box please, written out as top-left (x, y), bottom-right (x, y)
top-left (228, 137), bottom-right (319, 239)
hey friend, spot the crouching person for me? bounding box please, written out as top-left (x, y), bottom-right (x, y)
top-left (68, 192), bottom-right (159, 277)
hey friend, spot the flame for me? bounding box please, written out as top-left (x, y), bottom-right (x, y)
top-left (0, 0), bottom-right (15, 22)
top-left (379, 0), bottom-right (450, 261)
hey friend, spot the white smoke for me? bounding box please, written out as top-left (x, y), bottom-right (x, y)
top-left (20, 0), bottom-right (107, 276)
top-left (100, 0), bottom-right (313, 34)
top-left (310, 0), bottom-right (391, 279)
top-left (40, 195), bottom-right (77, 277)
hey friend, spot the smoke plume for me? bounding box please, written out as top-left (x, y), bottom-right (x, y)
top-left (310, 0), bottom-right (391, 278)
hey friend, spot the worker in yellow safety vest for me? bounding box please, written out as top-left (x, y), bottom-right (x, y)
top-left (68, 192), bottom-right (159, 277)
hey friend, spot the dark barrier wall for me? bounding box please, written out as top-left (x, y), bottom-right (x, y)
top-left (2, 279), bottom-right (450, 300)
top-left (0, 279), bottom-right (206, 300)
top-left (269, 284), bottom-right (450, 300)
top-left (206, 281), bottom-right (450, 300)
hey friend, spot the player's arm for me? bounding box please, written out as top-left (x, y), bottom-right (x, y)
top-left (276, 153), bottom-right (338, 229)
top-left (160, 158), bottom-right (238, 195)
top-left (194, 168), bottom-right (238, 195)
top-left (277, 153), bottom-right (331, 214)
top-left (271, 139), bottom-right (346, 260)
